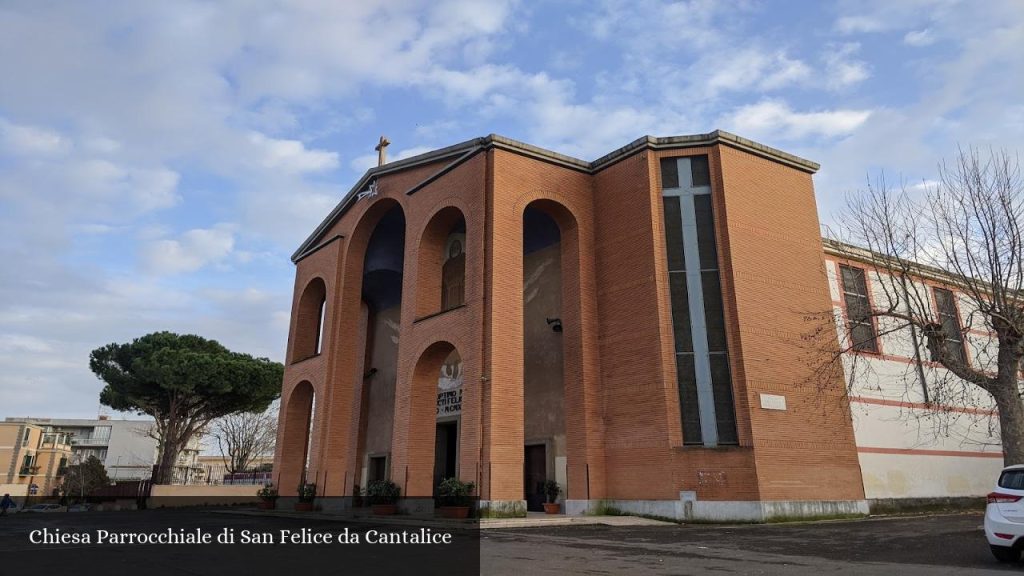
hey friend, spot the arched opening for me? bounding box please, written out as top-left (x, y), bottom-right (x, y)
top-left (402, 340), bottom-right (467, 499)
top-left (434, 347), bottom-right (463, 493)
top-left (415, 207), bottom-right (466, 317)
top-left (292, 278), bottom-right (327, 362)
top-left (355, 205), bottom-right (405, 493)
top-left (522, 203), bottom-right (567, 512)
top-left (278, 381), bottom-right (315, 494)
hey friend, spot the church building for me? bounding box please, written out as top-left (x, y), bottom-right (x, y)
top-left (272, 131), bottom-right (875, 521)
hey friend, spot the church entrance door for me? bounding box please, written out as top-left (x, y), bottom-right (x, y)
top-left (524, 444), bottom-right (546, 512)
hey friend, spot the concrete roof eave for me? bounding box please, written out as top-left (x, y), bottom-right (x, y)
top-left (291, 131), bottom-right (820, 263)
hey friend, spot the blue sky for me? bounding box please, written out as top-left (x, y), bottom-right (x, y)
top-left (1, 0), bottom-right (1021, 419)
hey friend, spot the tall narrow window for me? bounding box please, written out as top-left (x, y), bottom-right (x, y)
top-left (661, 155), bottom-right (737, 447)
top-left (315, 299), bottom-right (326, 355)
top-left (932, 287), bottom-right (967, 365)
top-left (441, 233), bottom-right (466, 310)
top-left (839, 265), bottom-right (878, 353)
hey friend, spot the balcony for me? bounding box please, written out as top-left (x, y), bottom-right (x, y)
top-left (71, 435), bottom-right (110, 447)
top-left (40, 433), bottom-right (72, 449)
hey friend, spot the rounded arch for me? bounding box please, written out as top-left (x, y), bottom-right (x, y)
top-left (292, 277), bottom-right (327, 363)
top-left (415, 206), bottom-right (467, 317)
top-left (523, 198), bottom-right (578, 239)
top-left (335, 197), bottom-right (409, 497)
top-left (343, 197), bottom-right (408, 276)
top-left (398, 340), bottom-right (465, 497)
top-left (521, 197), bottom-right (581, 510)
top-left (278, 380), bottom-right (316, 495)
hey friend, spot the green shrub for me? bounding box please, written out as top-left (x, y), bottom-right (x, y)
top-left (365, 479), bottom-right (401, 505)
top-left (437, 477), bottom-right (475, 507)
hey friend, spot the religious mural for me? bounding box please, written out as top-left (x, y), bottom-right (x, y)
top-left (437, 349), bottom-right (462, 417)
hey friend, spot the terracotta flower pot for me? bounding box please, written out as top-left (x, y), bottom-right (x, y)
top-left (543, 502), bottom-right (560, 515)
top-left (258, 500), bottom-right (276, 510)
top-left (440, 506), bottom-right (470, 519)
top-left (294, 502), bottom-right (314, 512)
top-left (372, 504), bottom-right (397, 515)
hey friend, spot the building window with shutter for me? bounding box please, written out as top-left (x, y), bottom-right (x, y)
top-left (839, 265), bottom-right (878, 353)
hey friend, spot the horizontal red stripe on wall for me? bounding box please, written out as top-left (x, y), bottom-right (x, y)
top-left (857, 446), bottom-right (1003, 459)
top-left (850, 395), bottom-right (997, 416)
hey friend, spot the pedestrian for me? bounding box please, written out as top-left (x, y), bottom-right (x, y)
top-left (0, 493), bottom-right (14, 516)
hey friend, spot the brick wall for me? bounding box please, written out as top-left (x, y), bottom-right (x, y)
top-left (273, 137), bottom-right (865, 505)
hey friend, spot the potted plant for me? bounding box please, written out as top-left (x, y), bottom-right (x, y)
top-left (436, 477), bottom-right (475, 519)
top-left (542, 480), bottom-right (561, 514)
top-left (366, 479), bottom-right (400, 515)
top-left (256, 483), bottom-right (278, 510)
top-left (294, 482), bottom-right (316, 512)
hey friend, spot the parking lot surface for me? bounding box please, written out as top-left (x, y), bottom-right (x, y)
top-left (483, 512), bottom-right (1008, 575)
top-left (0, 508), bottom-right (1009, 575)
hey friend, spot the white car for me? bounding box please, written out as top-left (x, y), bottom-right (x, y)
top-left (985, 464), bottom-right (1024, 562)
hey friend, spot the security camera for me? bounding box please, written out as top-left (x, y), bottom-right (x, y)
top-left (546, 318), bottom-right (563, 333)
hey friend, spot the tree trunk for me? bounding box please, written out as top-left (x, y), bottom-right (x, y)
top-left (995, 388), bottom-right (1024, 466)
top-left (155, 439), bottom-right (181, 484)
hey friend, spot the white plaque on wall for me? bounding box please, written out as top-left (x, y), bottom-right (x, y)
top-left (759, 393), bottom-right (787, 411)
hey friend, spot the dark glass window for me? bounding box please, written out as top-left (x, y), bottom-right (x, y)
top-left (662, 181), bottom-right (736, 446)
top-left (676, 354), bottom-right (702, 445)
top-left (663, 197), bottom-right (685, 270)
top-left (839, 265), bottom-right (878, 353)
top-left (1000, 469), bottom-right (1024, 490)
top-left (670, 273), bottom-right (693, 353)
top-left (690, 155), bottom-right (711, 187)
top-left (694, 195), bottom-right (718, 269)
top-left (933, 287), bottom-right (967, 365)
top-left (660, 157), bottom-right (679, 189)
top-left (710, 354), bottom-right (738, 444)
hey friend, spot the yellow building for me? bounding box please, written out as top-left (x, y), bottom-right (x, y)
top-left (0, 422), bottom-right (72, 498)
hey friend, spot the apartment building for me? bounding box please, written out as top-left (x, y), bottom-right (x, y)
top-left (0, 421), bottom-right (72, 497)
top-left (5, 417), bottom-right (202, 482)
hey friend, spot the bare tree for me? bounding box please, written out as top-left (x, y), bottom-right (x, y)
top-left (211, 403), bottom-right (278, 475)
top-left (817, 147), bottom-right (1024, 464)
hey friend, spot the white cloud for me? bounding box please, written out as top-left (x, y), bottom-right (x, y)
top-left (141, 225), bottom-right (236, 275)
top-left (247, 132), bottom-right (339, 174)
top-left (722, 100), bottom-right (873, 140)
top-left (904, 29), bottom-right (936, 46)
top-left (0, 119), bottom-right (72, 156)
top-left (350, 153), bottom-right (378, 173)
top-left (823, 43), bottom-right (870, 89)
top-left (703, 50), bottom-right (812, 94)
top-left (580, 0), bottom-right (725, 49)
top-left (0, 334), bottom-right (54, 354)
top-left (834, 15), bottom-right (885, 34)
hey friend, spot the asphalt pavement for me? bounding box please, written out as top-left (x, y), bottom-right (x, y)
top-left (0, 508), bottom-right (1009, 575)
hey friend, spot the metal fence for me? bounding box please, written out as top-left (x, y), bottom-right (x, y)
top-left (164, 464), bottom-right (272, 486)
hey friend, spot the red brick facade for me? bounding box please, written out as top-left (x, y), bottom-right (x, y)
top-left (273, 132), bottom-right (866, 517)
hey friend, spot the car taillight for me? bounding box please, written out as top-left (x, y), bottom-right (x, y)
top-left (988, 492), bottom-right (1023, 504)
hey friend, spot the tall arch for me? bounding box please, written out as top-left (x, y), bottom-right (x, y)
top-left (396, 340), bottom-right (464, 499)
top-left (343, 201), bottom-right (407, 498)
top-left (278, 380), bottom-right (315, 495)
top-left (291, 278), bottom-right (327, 363)
top-left (522, 200), bottom-right (577, 511)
